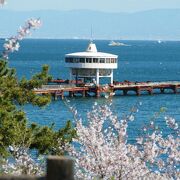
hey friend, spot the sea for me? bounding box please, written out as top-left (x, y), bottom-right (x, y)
top-left (0, 39), bottom-right (180, 141)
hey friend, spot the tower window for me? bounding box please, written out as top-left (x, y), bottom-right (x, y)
top-left (80, 58), bottom-right (85, 63)
top-left (100, 58), bottom-right (105, 63)
top-left (106, 58), bottom-right (110, 63)
top-left (86, 58), bottom-right (92, 63)
top-left (93, 58), bottom-right (98, 63)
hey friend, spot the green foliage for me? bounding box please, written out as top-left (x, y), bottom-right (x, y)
top-left (30, 120), bottom-right (76, 155)
top-left (0, 59), bottom-right (15, 77)
top-left (0, 59), bottom-right (76, 157)
top-left (20, 64), bottom-right (52, 90)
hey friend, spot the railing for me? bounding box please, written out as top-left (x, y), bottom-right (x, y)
top-left (41, 84), bottom-right (76, 90)
top-left (0, 156), bottom-right (74, 180)
top-left (113, 81), bottom-right (180, 88)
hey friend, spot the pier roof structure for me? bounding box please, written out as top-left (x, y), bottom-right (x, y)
top-left (65, 42), bottom-right (118, 85)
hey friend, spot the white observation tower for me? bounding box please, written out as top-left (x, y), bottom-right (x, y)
top-left (65, 42), bottom-right (118, 85)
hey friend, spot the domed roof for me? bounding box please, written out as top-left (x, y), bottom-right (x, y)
top-left (86, 42), bottom-right (97, 52)
top-left (65, 42), bottom-right (118, 58)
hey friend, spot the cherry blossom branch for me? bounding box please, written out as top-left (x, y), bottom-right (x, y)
top-left (1, 18), bottom-right (42, 60)
top-left (0, 0), bottom-right (6, 5)
top-left (66, 102), bottom-right (179, 179)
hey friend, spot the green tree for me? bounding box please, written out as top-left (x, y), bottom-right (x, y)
top-left (0, 58), bottom-right (75, 157)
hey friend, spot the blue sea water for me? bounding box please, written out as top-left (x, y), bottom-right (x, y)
top-left (0, 39), bottom-right (180, 140)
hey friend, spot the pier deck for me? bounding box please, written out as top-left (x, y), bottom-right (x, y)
top-left (34, 81), bottom-right (180, 99)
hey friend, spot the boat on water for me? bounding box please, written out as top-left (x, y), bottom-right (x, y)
top-left (108, 40), bottom-right (129, 46)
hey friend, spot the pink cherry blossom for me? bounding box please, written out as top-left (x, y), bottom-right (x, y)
top-left (1, 146), bottom-right (44, 175)
top-left (2, 18), bottom-right (42, 60)
top-left (65, 102), bottom-right (179, 179)
top-left (0, 0), bottom-right (5, 5)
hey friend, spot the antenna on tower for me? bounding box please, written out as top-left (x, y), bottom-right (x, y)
top-left (90, 25), bottom-right (93, 43)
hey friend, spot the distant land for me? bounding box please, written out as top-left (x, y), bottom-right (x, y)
top-left (0, 9), bottom-right (180, 40)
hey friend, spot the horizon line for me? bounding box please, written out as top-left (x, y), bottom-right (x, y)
top-left (2, 7), bottom-right (180, 14)
top-left (0, 37), bottom-right (180, 42)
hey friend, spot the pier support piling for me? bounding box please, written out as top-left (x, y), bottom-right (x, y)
top-left (123, 90), bottom-right (128, 96)
top-left (82, 90), bottom-right (86, 97)
top-left (95, 90), bottom-right (100, 98)
top-left (148, 89), bottom-right (153, 95)
top-left (69, 91), bottom-right (74, 97)
top-left (136, 88), bottom-right (141, 96)
top-left (61, 92), bottom-right (64, 100)
top-left (53, 93), bottom-right (58, 101)
top-left (85, 91), bottom-right (89, 97)
top-left (160, 88), bottom-right (165, 94)
top-left (173, 86), bottom-right (178, 94)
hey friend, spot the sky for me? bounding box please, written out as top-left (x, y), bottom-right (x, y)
top-left (1, 0), bottom-right (180, 40)
top-left (3, 0), bottom-right (180, 12)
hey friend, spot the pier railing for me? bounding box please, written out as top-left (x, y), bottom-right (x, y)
top-left (41, 84), bottom-right (76, 90)
top-left (34, 81), bottom-right (180, 98)
top-left (0, 156), bottom-right (74, 180)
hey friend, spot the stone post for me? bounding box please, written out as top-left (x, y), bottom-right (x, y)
top-left (46, 156), bottom-right (74, 180)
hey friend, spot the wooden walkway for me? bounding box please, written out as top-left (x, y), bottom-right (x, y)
top-left (34, 81), bottom-right (180, 99)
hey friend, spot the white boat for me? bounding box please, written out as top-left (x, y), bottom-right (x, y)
top-left (108, 40), bottom-right (129, 46)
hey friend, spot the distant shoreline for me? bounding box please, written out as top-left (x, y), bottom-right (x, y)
top-left (0, 38), bottom-right (180, 42)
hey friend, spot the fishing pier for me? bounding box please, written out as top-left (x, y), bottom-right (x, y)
top-left (34, 81), bottom-right (180, 100)
top-left (34, 42), bottom-right (180, 99)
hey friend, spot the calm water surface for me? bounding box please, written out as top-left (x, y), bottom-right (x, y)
top-left (0, 39), bottom-right (179, 140)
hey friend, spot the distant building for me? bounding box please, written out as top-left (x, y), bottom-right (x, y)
top-left (65, 42), bottom-right (118, 85)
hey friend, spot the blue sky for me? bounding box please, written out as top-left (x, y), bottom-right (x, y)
top-left (4, 0), bottom-right (180, 12)
top-left (1, 0), bottom-right (180, 40)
